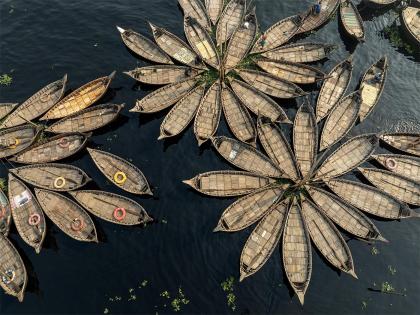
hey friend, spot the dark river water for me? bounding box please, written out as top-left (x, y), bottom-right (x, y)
top-left (0, 0), bottom-right (419, 313)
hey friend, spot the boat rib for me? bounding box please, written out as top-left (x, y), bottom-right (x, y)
top-left (372, 154), bottom-right (420, 182)
top-left (339, 0), bottom-right (365, 41)
top-left (216, 0), bottom-right (246, 46)
top-left (41, 72), bottom-right (115, 120)
top-left (0, 103), bottom-right (18, 120)
top-left (183, 170), bottom-right (275, 197)
top-left (87, 148), bottom-right (152, 195)
top-left (124, 65), bottom-right (202, 85)
top-left (178, 0), bottom-right (211, 29)
top-left (296, 0), bottom-right (340, 35)
top-left (9, 163), bottom-right (91, 192)
top-left (205, 0), bottom-right (223, 24)
top-left (35, 189), bottom-right (97, 242)
top-left (0, 189), bottom-right (12, 236)
top-left (261, 42), bottom-right (336, 63)
top-left (379, 133), bottom-right (420, 157)
top-left (8, 174), bottom-right (46, 253)
top-left (211, 136), bottom-right (283, 178)
top-left (0, 125), bottom-right (39, 159)
top-left (401, 6), bottom-right (420, 44)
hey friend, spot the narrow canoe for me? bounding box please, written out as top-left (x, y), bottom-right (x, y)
top-left (224, 8), bottom-right (258, 70)
top-left (205, 0), bottom-right (223, 24)
top-left (326, 179), bottom-right (418, 219)
top-left (316, 56), bottom-right (353, 122)
top-left (124, 65), bottom-right (202, 85)
top-left (372, 154), bottom-right (420, 182)
top-left (9, 163), bottom-right (91, 192)
top-left (358, 167), bottom-right (420, 206)
top-left (87, 148), bottom-right (152, 195)
top-left (314, 134), bottom-right (378, 180)
top-left (256, 59), bottom-right (327, 84)
top-left (296, 0), bottom-right (340, 35)
top-left (211, 136), bottom-right (283, 178)
top-left (0, 233), bottom-right (27, 302)
top-left (239, 201), bottom-right (288, 281)
top-left (41, 72), bottom-right (115, 120)
top-left (319, 91), bottom-right (361, 151)
top-left (216, 0), bottom-right (246, 46)
top-left (159, 84), bottom-right (206, 140)
top-left (131, 77), bottom-right (198, 113)
top-left (293, 102), bottom-right (318, 178)
top-left (359, 56), bottom-right (388, 121)
top-left (183, 170), bottom-right (275, 197)
top-left (307, 185), bottom-right (385, 241)
top-left (9, 133), bottom-right (90, 164)
top-left (116, 26), bottom-right (173, 64)
top-left (194, 81), bottom-right (222, 145)
top-left (379, 133), bottom-right (420, 157)
top-left (45, 103), bottom-right (123, 134)
top-left (236, 69), bottom-right (307, 99)
top-left (339, 0), bottom-right (365, 42)
top-left (0, 125), bottom-right (39, 159)
top-left (229, 79), bottom-right (290, 123)
top-left (8, 174), bottom-right (46, 253)
top-left (0, 103), bottom-right (18, 120)
top-left (178, 0), bottom-right (211, 29)
top-left (149, 22), bottom-right (207, 70)
top-left (184, 16), bottom-right (219, 69)
top-left (282, 198), bottom-right (312, 305)
top-left (261, 42), bottom-right (336, 63)
top-left (214, 185), bottom-right (286, 232)
top-left (401, 6), bottom-right (420, 45)
top-left (251, 15), bottom-right (304, 54)
top-left (257, 116), bottom-right (300, 181)
top-left (221, 83), bottom-right (256, 146)
top-left (35, 189), bottom-right (97, 242)
top-left (0, 189), bottom-right (12, 236)
top-left (0, 75), bottom-right (67, 128)
top-left (300, 197), bottom-right (356, 278)
top-left (69, 190), bottom-right (152, 226)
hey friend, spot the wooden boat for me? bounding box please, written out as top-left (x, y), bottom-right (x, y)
top-left (41, 72), bottom-right (115, 120)
top-left (401, 6), bottom-right (420, 45)
top-left (159, 84), bottom-right (206, 140)
top-left (0, 189), bottom-right (12, 236)
top-left (319, 91), bottom-right (361, 151)
top-left (379, 133), bottom-right (420, 157)
top-left (339, 0), bottom-right (365, 42)
top-left (184, 16), bottom-right (219, 69)
top-left (116, 26), bottom-right (173, 64)
top-left (213, 185), bottom-right (286, 232)
top-left (358, 167), bottom-right (420, 206)
top-left (251, 15), bottom-right (304, 54)
top-left (183, 170), bottom-right (275, 197)
top-left (221, 83), bottom-right (256, 146)
top-left (307, 185), bottom-right (386, 241)
top-left (205, 0), bottom-right (223, 24)
top-left (296, 0), bottom-right (340, 35)
top-left (178, 0), bottom-right (211, 29)
top-left (35, 189), bottom-right (97, 242)
top-left (0, 103), bottom-right (18, 120)
top-left (363, 0), bottom-right (398, 8)
top-left (282, 198), bottom-right (312, 305)
top-left (131, 77), bottom-right (198, 113)
top-left (359, 57), bottom-right (388, 121)
top-left (326, 179), bottom-right (419, 219)
top-left (224, 8), bottom-right (258, 70)
top-left (211, 136), bottom-right (283, 178)
top-left (256, 59), bottom-right (327, 84)
top-left (372, 154), bottom-right (420, 182)
top-left (0, 75), bottom-right (67, 128)
top-left (236, 69), bottom-right (306, 99)
top-left (229, 79), bottom-right (291, 123)
top-left (316, 56), bottom-right (353, 122)
top-left (69, 190), bottom-right (152, 226)
top-left (216, 0), bottom-right (246, 46)
top-left (124, 65), bottom-right (202, 85)
top-left (293, 102), bottom-right (318, 178)
top-left (194, 81), bottom-right (222, 145)
top-left (239, 201), bottom-right (288, 281)
top-left (45, 103), bottom-right (123, 134)
top-left (257, 117), bottom-right (300, 181)
top-left (0, 233), bottom-right (27, 302)
top-left (9, 132), bottom-right (89, 164)
top-left (87, 148), bottom-right (152, 195)
top-left (0, 125), bottom-right (39, 159)
top-left (261, 42), bottom-right (336, 63)
top-left (149, 23), bottom-right (207, 70)
top-left (9, 163), bottom-right (91, 192)
top-left (314, 134), bottom-right (378, 180)
top-left (8, 174), bottom-right (46, 253)
top-left (301, 197), bottom-right (356, 277)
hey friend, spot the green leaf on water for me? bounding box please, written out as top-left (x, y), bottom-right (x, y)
top-left (0, 74), bottom-right (12, 86)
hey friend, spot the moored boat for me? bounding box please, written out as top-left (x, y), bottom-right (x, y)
top-left (0, 188), bottom-right (12, 236)
top-left (216, 0), bottom-right (246, 45)
top-left (379, 133), bottom-right (420, 156)
top-left (0, 125), bottom-right (39, 159)
top-left (205, 0), bottom-right (223, 24)
top-left (178, 0), bottom-right (211, 29)
top-left (363, 0), bottom-right (398, 8)
top-left (124, 65), bottom-right (202, 85)
top-left (401, 6), bottom-right (420, 46)
top-left (296, 0), bottom-right (340, 35)
top-left (261, 42), bottom-right (336, 63)
top-left (372, 154), bottom-right (420, 182)
top-left (339, 0), bottom-right (365, 42)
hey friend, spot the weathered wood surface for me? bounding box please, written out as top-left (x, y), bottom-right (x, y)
top-left (0, 125), bottom-right (39, 159)
top-left (0, 103), bottom-right (18, 120)
top-left (0, 189), bottom-right (12, 236)
top-left (261, 42), bottom-right (336, 63)
top-left (296, 0), bottom-right (340, 35)
top-left (216, 0), bottom-right (246, 45)
top-left (205, 0), bottom-right (223, 24)
top-left (401, 6), bottom-right (420, 44)
top-left (124, 65), bottom-right (202, 85)
top-left (379, 133), bottom-right (420, 157)
top-left (339, 0), bottom-right (365, 41)
top-left (179, 0), bottom-right (211, 29)
top-left (372, 154), bottom-right (420, 182)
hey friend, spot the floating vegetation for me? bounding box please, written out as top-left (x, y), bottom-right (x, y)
top-left (221, 277), bottom-right (237, 311)
top-left (0, 74), bottom-right (12, 86)
top-left (388, 265), bottom-right (397, 275)
top-left (371, 246), bottom-right (380, 255)
top-left (383, 23), bottom-right (416, 55)
top-left (381, 281), bottom-right (395, 293)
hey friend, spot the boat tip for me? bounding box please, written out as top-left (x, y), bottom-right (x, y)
top-left (410, 209), bottom-right (420, 218)
top-left (377, 234), bottom-right (389, 243)
top-left (182, 178), bottom-right (194, 187)
top-left (108, 70), bottom-right (117, 79)
top-left (213, 223), bottom-right (224, 232)
top-left (239, 272), bottom-right (246, 282)
top-left (296, 292), bottom-right (305, 305)
top-left (197, 137), bottom-right (208, 146)
top-left (348, 269), bottom-right (358, 279)
top-left (116, 25), bottom-right (125, 33)
top-left (157, 133), bottom-right (167, 140)
top-left (145, 188), bottom-right (153, 196)
top-left (17, 291), bottom-right (25, 302)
